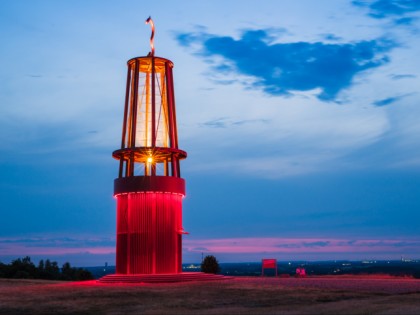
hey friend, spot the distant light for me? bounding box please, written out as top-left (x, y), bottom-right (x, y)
top-left (147, 157), bottom-right (153, 163)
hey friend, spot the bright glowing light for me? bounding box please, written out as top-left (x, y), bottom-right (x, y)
top-left (147, 156), bottom-right (153, 163)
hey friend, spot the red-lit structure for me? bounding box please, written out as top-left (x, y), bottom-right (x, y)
top-left (112, 17), bottom-right (187, 275)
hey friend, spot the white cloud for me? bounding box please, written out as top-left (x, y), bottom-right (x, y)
top-left (181, 83), bottom-right (390, 177)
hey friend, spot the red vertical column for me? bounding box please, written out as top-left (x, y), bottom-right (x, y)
top-left (116, 195), bottom-right (128, 274)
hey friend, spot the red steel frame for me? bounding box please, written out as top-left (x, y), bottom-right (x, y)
top-left (112, 50), bottom-right (187, 274)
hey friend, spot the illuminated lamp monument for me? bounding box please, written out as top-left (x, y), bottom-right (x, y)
top-left (99, 18), bottom-right (226, 283)
top-left (113, 17), bottom-right (187, 276)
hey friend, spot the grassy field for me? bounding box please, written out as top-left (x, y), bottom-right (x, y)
top-left (0, 276), bottom-right (419, 314)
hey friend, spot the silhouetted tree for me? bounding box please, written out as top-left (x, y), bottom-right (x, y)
top-left (38, 259), bottom-right (44, 271)
top-left (74, 268), bottom-right (94, 281)
top-left (42, 259), bottom-right (60, 280)
top-left (61, 262), bottom-right (73, 280)
top-left (0, 262), bottom-right (8, 278)
top-left (201, 255), bottom-right (221, 274)
top-left (10, 256), bottom-right (36, 279)
top-left (60, 262), bottom-right (94, 280)
top-left (37, 259), bottom-right (46, 278)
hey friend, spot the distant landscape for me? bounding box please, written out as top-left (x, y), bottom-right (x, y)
top-left (86, 259), bottom-right (420, 279)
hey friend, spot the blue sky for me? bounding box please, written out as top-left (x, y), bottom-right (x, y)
top-left (1, 0), bottom-right (420, 266)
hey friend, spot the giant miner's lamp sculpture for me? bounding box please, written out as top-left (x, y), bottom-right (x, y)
top-left (99, 18), bottom-right (228, 283)
top-left (112, 17), bottom-right (187, 275)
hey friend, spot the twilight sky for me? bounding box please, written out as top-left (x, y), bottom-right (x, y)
top-left (1, 0), bottom-right (420, 266)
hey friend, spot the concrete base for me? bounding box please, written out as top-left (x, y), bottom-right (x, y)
top-left (98, 272), bottom-right (232, 284)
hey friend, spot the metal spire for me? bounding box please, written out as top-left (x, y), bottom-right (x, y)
top-left (145, 16), bottom-right (155, 56)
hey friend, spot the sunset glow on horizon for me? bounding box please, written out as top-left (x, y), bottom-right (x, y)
top-left (1, 235), bottom-right (419, 266)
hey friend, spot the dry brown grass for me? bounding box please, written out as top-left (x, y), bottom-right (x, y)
top-left (0, 276), bottom-right (419, 314)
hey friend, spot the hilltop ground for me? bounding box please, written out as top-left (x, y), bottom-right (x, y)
top-left (0, 276), bottom-right (419, 314)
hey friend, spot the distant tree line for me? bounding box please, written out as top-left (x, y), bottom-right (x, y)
top-left (0, 256), bottom-right (94, 281)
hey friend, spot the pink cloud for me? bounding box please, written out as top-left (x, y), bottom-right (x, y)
top-left (0, 236), bottom-right (115, 257)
